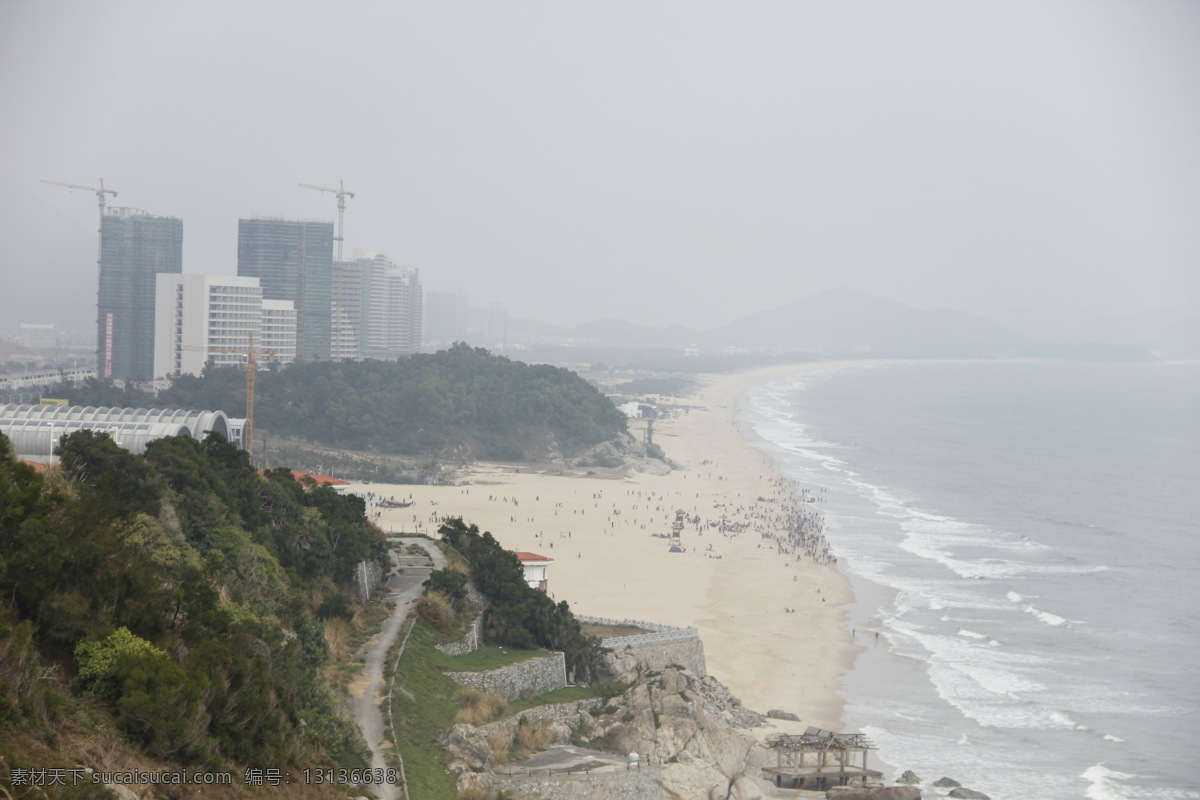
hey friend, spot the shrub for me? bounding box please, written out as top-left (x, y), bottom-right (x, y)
top-left (514, 717), bottom-right (553, 755)
top-left (416, 590), bottom-right (453, 632)
top-left (453, 687), bottom-right (507, 725)
top-left (488, 728), bottom-right (511, 767)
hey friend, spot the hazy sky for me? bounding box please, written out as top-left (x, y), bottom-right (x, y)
top-left (2, 0), bottom-right (1198, 329)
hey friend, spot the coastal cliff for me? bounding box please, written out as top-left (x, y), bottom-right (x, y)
top-left (441, 664), bottom-right (782, 800)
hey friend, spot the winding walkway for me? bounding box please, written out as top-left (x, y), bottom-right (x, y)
top-left (352, 536), bottom-right (444, 800)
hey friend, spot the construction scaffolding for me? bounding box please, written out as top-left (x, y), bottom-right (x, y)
top-left (762, 727), bottom-right (882, 792)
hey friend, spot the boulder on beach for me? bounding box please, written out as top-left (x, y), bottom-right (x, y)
top-left (767, 709), bottom-right (801, 721)
top-left (896, 769), bottom-right (922, 784)
top-left (933, 777), bottom-right (962, 787)
top-left (948, 789), bottom-right (990, 800)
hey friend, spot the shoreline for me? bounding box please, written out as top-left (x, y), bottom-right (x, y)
top-left (367, 363), bottom-right (869, 745)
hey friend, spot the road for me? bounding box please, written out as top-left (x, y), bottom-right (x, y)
top-left (352, 536), bottom-right (445, 800)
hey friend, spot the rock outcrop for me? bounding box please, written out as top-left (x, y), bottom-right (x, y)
top-left (827, 788), bottom-right (921, 800)
top-left (948, 789), bottom-right (990, 800)
top-left (766, 708), bottom-right (801, 722)
top-left (896, 769), bottom-right (922, 784)
top-left (933, 776), bottom-right (962, 787)
top-left (440, 723), bottom-right (497, 773)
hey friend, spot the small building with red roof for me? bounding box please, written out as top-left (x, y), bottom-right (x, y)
top-left (513, 551), bottom-right (554, 592)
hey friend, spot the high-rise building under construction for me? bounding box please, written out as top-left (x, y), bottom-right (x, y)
top-left (236, 218), bottom-right (333, 361)
top-left (97, 207), bottom-right (183, 382)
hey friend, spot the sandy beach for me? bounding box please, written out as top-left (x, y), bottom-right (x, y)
top-left (368, 363), bottom-right (861, 731)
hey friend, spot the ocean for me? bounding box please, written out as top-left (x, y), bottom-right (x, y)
top-left (740, 360), bottom-right (1200, 800)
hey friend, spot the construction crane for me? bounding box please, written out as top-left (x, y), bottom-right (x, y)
top-left (181, 331), bottom-right (276, 458)
top-left (41, 178), bottom-right (118, 277)
top-left (299, 179), bottom-right (355, 262)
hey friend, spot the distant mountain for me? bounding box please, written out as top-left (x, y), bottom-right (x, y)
top-left (706, 288), bottom-right (1031, 357)
top-left (497, 288), bottom-right (1174, 361)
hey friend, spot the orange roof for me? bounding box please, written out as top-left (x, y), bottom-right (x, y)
top-left (513, 551), bottom-right (554, 563)
top-left (259, 469), bottom-right (350, 486)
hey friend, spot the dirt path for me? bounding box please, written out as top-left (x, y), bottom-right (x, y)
top-left (352, 536), bottom-right (444, 800)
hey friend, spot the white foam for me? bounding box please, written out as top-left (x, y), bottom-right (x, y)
top-left (1102, 734), bottom-right (1125, 743)
top-left (1049, 711), bottom-right (1087, 730)
top-left (1007, 591), bottom-right (1024, 602)
top-left (1023, 604), bottom-right (1068, 626)
top-left (957, 628), bottom-right (988, 639)
top-left (1083, 763), bottom-right (1135, 800)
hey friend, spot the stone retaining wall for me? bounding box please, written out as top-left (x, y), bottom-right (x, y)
top-left (612, 635), bottom-right (707, 677)
top-left (579, 615), bottom-right (707, 677)
top-left (492, 766), bottom-right (664, 800)
top-left (435, 617), bottom-right (483, 656)
top-left (478, 698), bottom-right (604, 740)
top-left (445, 652), bottom-right (567, 701)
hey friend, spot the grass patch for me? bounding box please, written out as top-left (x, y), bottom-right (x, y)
top-left (444, 644), bottom-right (545, 672)
top-left (506, 685), bottom-right (599, 716)
top-left (580, 622), bottom-right (653, 639)
top-left (388, 620), bottom-right (463, 800)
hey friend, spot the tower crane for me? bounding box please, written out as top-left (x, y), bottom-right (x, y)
top-left (181, 331), bottom-right (276, 458)
top-left (41, 178), bottom-right (118, 277)
top-left (299, 179), bottom-right (355, 262)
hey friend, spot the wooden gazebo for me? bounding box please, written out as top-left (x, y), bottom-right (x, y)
top-left (762, 727), bottom-right (882, 791)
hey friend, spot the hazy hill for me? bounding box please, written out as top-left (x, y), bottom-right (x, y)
top-left (503, 288), bottom-right (1175, 361)
top-left (994, 301), bottom-right (1200, 359)
top-left (703, 288), bottom-right (1022, 356)
top-left (49, 344), bottom-right (629, 462)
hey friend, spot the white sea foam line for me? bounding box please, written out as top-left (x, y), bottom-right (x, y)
top-left (880, 619), bottom-right (1096, 731)
top-left (846, 563), bottom-right (1014, 614)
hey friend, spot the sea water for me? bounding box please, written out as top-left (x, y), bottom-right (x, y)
top-left (740, 361), bottom-right (1200, 800)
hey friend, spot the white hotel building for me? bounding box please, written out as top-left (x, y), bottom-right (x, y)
top-left (154, 274), bottom-right (297, 381)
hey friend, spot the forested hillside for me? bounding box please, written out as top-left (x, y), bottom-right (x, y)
top-left (0, 429), bottom-right (383, 780)
top-left (46, 344), bottom-right (628, 461)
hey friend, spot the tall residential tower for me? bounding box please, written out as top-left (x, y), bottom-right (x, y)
top-left (97, 207), bottom-right (183, 382)
top-left (236, 218), bottom-right (333, 361)
top-left (358, 251), bottom-right (422, 358)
